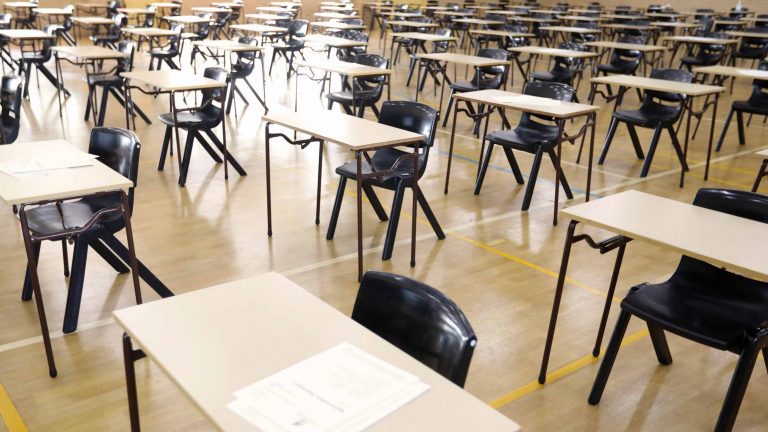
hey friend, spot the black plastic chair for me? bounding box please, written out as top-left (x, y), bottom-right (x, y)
top-left (337, 30), bottom-right (368, 62)
top-left (50, 5), bottom-right (76, 46)
top-left (530, 41), bottom-right (588, 92)
top-left (715, 61), bottom-right (768, 152)
top-left (474, 82), bottom-right (574, 211)
top-left (731, 27), bottom-right (768, 67)
top-left (680, 31), bottom-right (728, 71)
top-left (598, 69), bottom-right (693, 177)
top-left (441, 48), bottom-right (508, 129)
top-left (149, 24), bottom-right (183, 70)
top-left (326, 53), bottom-right (388, 118)
top-left (18, 26), bottom-right (63, 98)
top-left (0, 75), bottom-right (21, 144)
top-left (588, 188), bottom-right (768, 432)
top-left (21, 128), bottom-right (147, 338)
top-left (226, 36), bottom-right (267, 114)
top-left (406, 28), bottom-right (453, 88)
top-left (91, 13), bottom-right (126, 48)
top-left (157, 67), bottom-right (246, 186)
top-left (326, 101), bottom-right (444, 261)
top-left (595, 35), bottom-right (644, 78)
top-left (352, 271), bottom-right (477, 387)
top-left (268, 19), bottom-right (308, 78)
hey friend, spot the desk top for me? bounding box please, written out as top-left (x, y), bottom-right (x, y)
top-left (692, 65), bottom-right (768, 80)
top-left (114, 272), bottom-right (522, 432)
top-left (591, 74), bottom-right (725, 96)
top-left (3, 2), bottom-right (36, 8)
top-left (121, 27), bottom-right (177, 37)
top-left (33, 7), bottom-right (73, 14)
top-left (297, 58), bottom-right (390, 76)
top-left (391, 31), bottom-right (457, 42)
top-left (71, 16), bottom-right (114, 24)
top-left (0, 29), bottom-right (55, 40)
top-left (163, 15), bottom-right (212, 24)
top-left (230, 23), bottom-right (286, 33)
top-left (264, 109), bottom-right (424, 150)
top-left (149, 2), bottom-right (181, 8)
top-left (726, 30), bottom-right (768, 39)
top-left (310, 20), bottom-right (365, 30)
top-left (300, 33), bottom-right (368, 47)
top-left (0, 140), bottom-right (131, 206)
top-left (660, 35), bottom-right (738, 45)
top-left (561, 15), bottom-right (606, 21)
top-left (756, 149), bottom-right (768, 157)
top-left (432, 10), bottom-right (475, 17)
top-left (415, 52), bottom-right (511, 67)
top-left (116, 7), bottom-right (155, 14)
top-left (192, 40), bottom-right (263, 52)
top-left (562, 190), bottom-right (768, 280)
top-left (507, 16), bottom-right (559, 23)
top-left (585, 41), bottom-right (669, 52)
top-left (191, 6), bottom-right (232, 13)
top-left (386, 20), bottom-right (439, 28)
top-left (314, 11), bottom-right (356, 19)
top-left (454, 89), bottom-right (599, 119)
top-left (121, 70), bottom-right (225, 92)
top-left (539, 25), bottom-right (601, 33)
top-left (245, 13), bottom-right (283, 21)
top-left (468, 29), bottom-right (533, 38)
top-left (52, 45), bottom-right (128, 60)
top-left (256, 6), bottom-right (295, 12)
top-left (600, 23), bottom-right (657, 30)
top-left (508, 45), bottom-right (599, 58)
top-left (451, 18), bottom-right (501, 25)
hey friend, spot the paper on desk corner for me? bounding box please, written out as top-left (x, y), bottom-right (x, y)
top-left (495, 95), bottom-right (564, 106)
top-left (0, 152), bottom-right (97, 175)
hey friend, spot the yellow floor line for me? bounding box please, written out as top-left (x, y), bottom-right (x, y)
top-left (488, 328), bottom-right (650, 410)
top-left (0, 382), bottom-right (27, 432)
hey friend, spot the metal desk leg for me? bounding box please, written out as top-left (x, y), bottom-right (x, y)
top-left (553, 118), bottom-right (565, 226)
top-left (170, 91), bottom-right (182, 174)
top-left (122, 333), bottom-right (146, 432)
top-left (586, 112), bottom-right (595, 202)
top-left (410, 142), bottom-right (418, 268)
top-left (705, 92), bottom-right (718, 181)
top-left (680, 97), bottom-right (693, 188)
top-left (54, 53), bottom-right (63, 117)
top-left (356, 150), bottom-right (363, 282)
top-left (265, 123), bottom-right (273, 237)
top-left (315, 140), bottom-right (324, 225)
top-left (443, 101), bottom-right (459, 194)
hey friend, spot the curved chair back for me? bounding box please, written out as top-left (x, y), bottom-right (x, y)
top-left (116, 40), bottom-right (135, 73)
top-left (645, 68), bottom-right (693, 103)
top-left (374, 101), bottom-right (439, 177)
top-left (200, 66), bottom-right (229, 119)
top-left (747, 60), bottom-right (768, 107)
top-left (609, 35), bottom-right (644, 72)
top-left (551, 41), bottom-right (587, 73)
top-left (235, 36), bottom-right (258, 67)
top-left (520, 81), bottom-right (574, 126)
top-left (351, 271), bottom-right (477, 387)
top-left (432, 28), bottom-right (452, 52)
top-left (474, 48), bottom-right (508, 87)
top-left (0, 75), bottom-right (22, 144)
top-left (288, 19), bottom-right (308, 38)
top-left (143, 5), bottom-right (156, 27)
top-left (354, 53), bottom-right (388, 91)
top-left (88, 127), bottom-right (141, 210)
top-left (195, 13), bottom-right (212, 38)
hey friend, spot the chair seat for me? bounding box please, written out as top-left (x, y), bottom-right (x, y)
top-left (486, 124), bottom-right (559, 152)
top-left (596, 63), bottom-right (636, 75)
top-left (87, 75), bottom-right (122, 87)
top-left (157, 110), bottom-right (220, 129)
top-left (20, 52), bottom-right (47, 62)
top-left (326, 89), bottom-right (380, 105)
top-left (24, 194), bottom-right (123, 236)
top-left (149, 48), bottom-right (178, 57)
top-left (613, 104), bottom-right (682, 128)
top-left (449, 78), bottom-right (500, 92)
top-left (530, 69), bottom-right (575, 83)
top-left (732, 99), bottom-right (768, 115)
top-left (733, 48), bottom-right (767, 59)
top-left (622, 260), bottom-right (768, 351)
top-left (335, 149), bottom-right (416, 189)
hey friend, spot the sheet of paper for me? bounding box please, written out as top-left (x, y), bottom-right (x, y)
top-left (0, 152), bottom-right (97, 175)
top-left (227, 343), bottom-right (430, 432)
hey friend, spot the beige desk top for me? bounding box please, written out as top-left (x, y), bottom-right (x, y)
top-left (381, 11), bottom-right (421, 18)
top-left (391, 31), bottom-right (457, 42)
top-left (297, 58), bottom-right (390, 76)
top-left (0, 140), bottom-right (132, 206)
top-left (741, 17), bottom-right (768, 23)
top-left (385, 20), bottom-right (439, 28)
top-left (713, 19), bottom-right (747, 26)
top-left (114, 272), bottom-right (522, 432)
top-left (245, 13), bottom-right (283, 21)
top-left (121, 70), bottom-right (226, 92)
top-left (585, 41), bottom-right (669, 52)
top-left (486, 10), bottom-right (526, 15)
top-left (726, 31), bottom-right (768, 39)
top-left (660, 35), bottom-right (738, 45)
top-left (3, 2), bottom-right (36, 8)
top-left (415, 52), bottom-right (511, 67)
top-left (271, 1), bottom-right (300, 7)
top-left (314, 11), bottom-right (355, 19)
top-left (600, 13), bottom-right (646, 20)
top-left (191, 6), bottom-right (232, 13)
top-left (591, 74), bottom-right (724, 96)
top-left (33, 7), bottom-right (72, 14)
top-left (561, 15), bottom-right (605, 21)
top-left (121, 27), bottom-right (177, 37)
top-left (116, 7), bottom-right (155, 14)
top-left (149, 2), bottom-right (181, 8)
top-left (692, 65), bottom-right (768, 80)
top-left (76, 3), bottom-right (110, 9)
top-left (432, 10), bottom-right (475, 17)
top-left (539, 25), bottom-right (601, 33)
top-left (469, 29), bottom-right (533, 38)
top-left (508, 45), bottom-right (599, 58)
top-left (454, 89), bottom-right (599, 119)
top-left (192, 40), bottom-right (263, 52)
top-left (562, 190), bottom-right (768, 280)
top-left (211, 2), bottom-right (243, 7)
top-left (300, 33), bottom-right (367, 47)
top-left (451, 18), bottom-right (501, 25)
top-left (650, 21), bottom-right (701, 28)
top-left (71, 16), bottom-right (113, 25)
top-left (756, 149), bottom-right (768, 157)
top-left (256, 6), bottom-right (294, 13)
top-left (263, 109), bottom-right (423, 150)
top-left (310, 20), bottom-right (365, 30)
top-left (230, 23), bottom-right (286, 33)
top-left (0, 29), bottom-right (55, 40)
top-left (645, 12), bottom-right (688, 19)
top-left (163, 15), bottom-right (212, 24)
top-left (600, 23), bottom-right (658, 30)
top-left (51, 45), bottom-right (128, 60)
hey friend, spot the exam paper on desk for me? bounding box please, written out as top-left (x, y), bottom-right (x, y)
top-left (0, 153), bottom-right (97, 176)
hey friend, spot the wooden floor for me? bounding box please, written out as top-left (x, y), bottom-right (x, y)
top-left (0, 27), bottom-right (766, 431)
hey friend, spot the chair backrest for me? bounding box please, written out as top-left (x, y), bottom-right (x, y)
top-left (644, 68), bottom-right (692, 103)
top-left (235, 36), bottom-right (258, 63)
top-left (609, 35), bottom-right (644, 69)
top-left (88, 127), bottom-right (141, 208)
top-left (0, 75), bottom-right (22, 144)
top-left (200, 66), bottom-right (229, 118)
top-left (519, 81), bottom-right (574, 126)
top-left (351, 271), bottom-right (477, 387)
top-left (116, 40), bottom-right (135, 73)
top-left (373, 101), bottom-right (439, 176)
top-left (433, 28), bottom-right (452, 52)
top-left (474, 47), bottom-right (508, 86)
top-left (354, 53), bottom-right (388, 86)
top-left (553, 41), bottom-right (587, 71)
top-left (143, 5), bottom-right (156, 27)
top-left (748, 60), bottom-right (768, 106)
top-left (288, 19), bottom-right (308, 38)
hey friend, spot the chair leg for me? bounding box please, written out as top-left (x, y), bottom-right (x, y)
top-left (547, 149), bottom-right (573, 200)
top-left (441, 90), bottom-right (456, 127)
top-left (714, 342), bottom-right (762, 432)
top-left (666, 126), bottom-right (689, 172)
top-left (473, 141), bottom-right (495, 195)
top-left (362, 183), bottom-right (388, 222)
top-left (158, 126), bottom-right (172, 171)
top-left (588, 309), bottom-right (632, 405)
top-left (21, 241), bottom-right (41, 301)
top-left (416, 189), bottom-right (445, 240)
top-left (598, 117), bottom-right (620, 165)
top-left (639, 125), bottom-right (664, 178)
top-left (753, 159), bottom-right (768, 192)
top-left (89, 239), bottom-right (130, 273)
top-left (647, 323), bottom-right (673, 365)
top-left (61, 240), bottom-right (69, 277)
top-left (381, 179), bottom-right (406, 261)
top-left (62, 235), bottom-right (90, 334)
top-left (521, 147), bottom-right (545, 211)
top-left (178, 132), bottom-right (195, 187)
top-left (502, 146), bottom-right (525, 184)
top-left (625, 124), bottom-right (645, 160)
top-left (97, 86), bottom-right (109, 126)
top-left (716, 108), bottom-right (735, 152)
top-left (735, 111), bottom-right (746, 145)
top-left (326, 176), bottom-right (347, 240)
